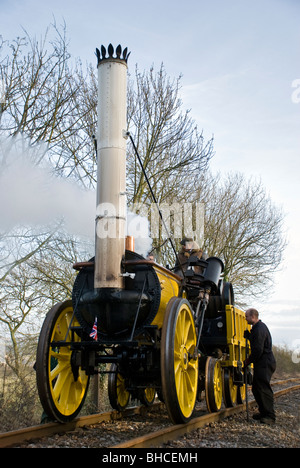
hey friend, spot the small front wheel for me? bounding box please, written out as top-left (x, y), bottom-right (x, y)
top-left (139, 387), bottom-right (156, 406)
top-left (205, 357), bottom-right (222, 412)
top-left (108, 363), bottom-right (130, 411)
top-left (223, 368), bottom-right (237, 407)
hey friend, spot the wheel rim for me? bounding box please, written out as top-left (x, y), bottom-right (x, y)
top-left (205, 357), bottom-right (222, 412)
top-left (174, 304), bottom-right (198, 417)
top-left (161, 298), bottom-right (198, 423)
top-left (48, 304), bottom-right (89, 417)
top-left (36, 301), bottom-right (90, 422)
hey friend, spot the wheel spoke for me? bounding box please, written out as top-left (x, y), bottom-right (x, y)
top-left (163, 298), bottom-right (198, 423)
top-left (52, 364), bottom-right (71, 402)
top-left (50, 358), bottom-right (70, 381)
top-left (36, 301), bottom-right (90, 422)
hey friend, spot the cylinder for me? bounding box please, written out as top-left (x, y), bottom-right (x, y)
top-left (203, 257), bottom-right (224, 289)
top-left (94, 45), bottom-right (129, 289)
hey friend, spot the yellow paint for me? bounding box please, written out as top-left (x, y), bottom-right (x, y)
top-left (48, 305), bottom-right (89, 417)
top-left (173, 301), bottom-right (198, 419)
top-left (223, 305), bottom-right (251, 367)
top-left (151, 266), bottom-right (180, 329)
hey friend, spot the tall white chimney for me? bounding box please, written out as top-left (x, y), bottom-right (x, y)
top-left (94, 44), bottom-right (130, 289)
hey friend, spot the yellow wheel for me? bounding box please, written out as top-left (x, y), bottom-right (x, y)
top-left (139, 387), bottom-right (156, 406)
top-left (205, 357), bottom-right (223, 412)
top-left (161, 298), bottom-right (198, 423)
top-left (36, 301), bottom-right (90, 423)
top-left (223, 368), bottom-right (237, 407)
top-left (108, 364), bottom-right (130, 411)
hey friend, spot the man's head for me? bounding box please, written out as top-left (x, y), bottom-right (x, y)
top-left (180, 237), bottom-right (194, 251)
top-left (245, 308), bottom-right (259, 325)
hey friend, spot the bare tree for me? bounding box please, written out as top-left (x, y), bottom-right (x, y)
top-left (197, 172), bottom-right (286, 302)
top-left (0, 24), bottom-right (95, 394)
top-left (126, 64), bottom-right (214, 206)
top-left (0, 21), bottom-right (97, 187)
top-left (1, 27), bottom-right (213, 195)
top-left (148, 172), bottom-right (286, 303)
top-left (0, 230), bottom-right (83, 377)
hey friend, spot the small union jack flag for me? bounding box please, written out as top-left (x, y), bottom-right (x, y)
top-left (89, 317), bottom-right (98, 341)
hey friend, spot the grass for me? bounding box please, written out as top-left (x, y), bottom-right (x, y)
top-left (273, 345), bottom-right (300, 379)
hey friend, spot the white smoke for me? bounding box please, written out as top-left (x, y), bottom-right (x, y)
top-left (0, 136), bottom-right (153, 257)
top-left (126, 210), bottom-right (152, 258)
top-left (0, 136), bottom-right (95, 239)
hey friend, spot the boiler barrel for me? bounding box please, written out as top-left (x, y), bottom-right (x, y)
top-left (146, 263), bottom-right (181, 329)
top-left (123, 258), bottom-right (181, 331)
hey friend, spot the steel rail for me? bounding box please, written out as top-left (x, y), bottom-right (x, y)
top-left (111, 383), bottom-right (300, 449)
top-left (0, 404), bottom-right (158, 448)
top-left (0, 379), bottom-right (299, 448)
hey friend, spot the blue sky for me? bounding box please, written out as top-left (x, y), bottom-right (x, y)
top-left (1, 0), bottom-right (300, 348)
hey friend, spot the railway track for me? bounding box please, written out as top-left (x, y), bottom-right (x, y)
top-left (1, 378), bottom-right (299, 448)
top-left (0, 403), bottom-right (153, 448)
top-left (112, 381), bottom-right (300, 448)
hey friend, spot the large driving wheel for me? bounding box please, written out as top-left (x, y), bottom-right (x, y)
top-left (161, 297), bottom-right (198, 424)
top-left (205, 357), bottom-right (223, 412)
top-left (36, 301), bottom-right (90, 423)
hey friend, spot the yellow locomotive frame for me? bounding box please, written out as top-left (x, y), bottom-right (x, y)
top-left (222, 305), bottom-right (251, 407)
top-left (223, 305), bottom-right (251, 367)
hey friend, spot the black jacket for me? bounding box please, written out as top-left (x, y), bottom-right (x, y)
top-left (248, 320), bottom-right (276, 367)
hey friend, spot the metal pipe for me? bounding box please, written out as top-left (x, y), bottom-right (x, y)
top-left (94, 44), bottom-right (130, 289)
top-left (125, 235), bottom-right (135, 252)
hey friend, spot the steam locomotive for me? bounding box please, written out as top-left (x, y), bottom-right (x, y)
top-left (35, 44), bottom-right (251, 424)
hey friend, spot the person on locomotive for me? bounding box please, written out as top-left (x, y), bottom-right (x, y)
top-left (244, 308), bottom-right (276, 425)
top-left (174, 237), bottom-right (207, 276)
